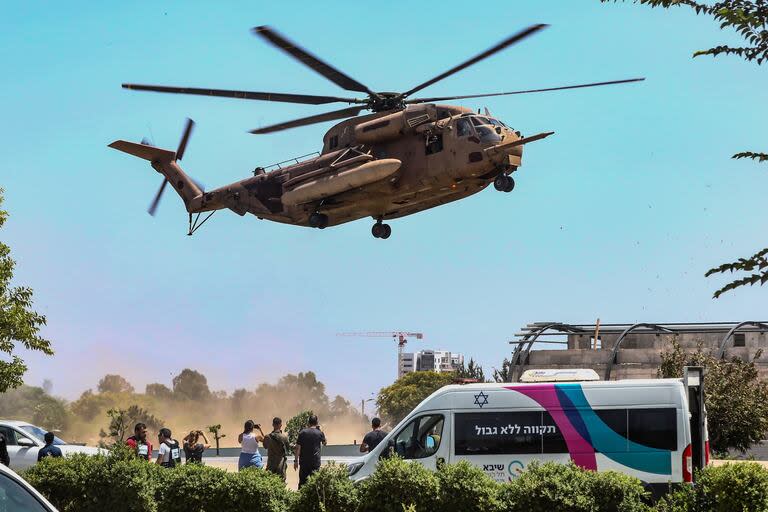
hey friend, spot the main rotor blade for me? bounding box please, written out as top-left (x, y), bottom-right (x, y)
top-left (249, 105), bottom-right (366, 135)
top-left (122, 84), bottom-right (361, 106)
top-left (176, 118), bottom-right (194, 161)
top-left (148, 179), bottom-right (168, 216)
top-left (252, 26), bottom-right (373, 95)
top-left (406, 78), bottom-right (646, 104)
top-left (401, 24), bottom-right (547, 99)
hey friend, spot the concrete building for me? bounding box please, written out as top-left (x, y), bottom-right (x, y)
top-left (508, 321), bottom-right (768, 381)
top-left (399, 349), bottom-right (464, 377)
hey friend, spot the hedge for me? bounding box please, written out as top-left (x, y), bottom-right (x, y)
top-left (22, 451), bottom-right (768, 512)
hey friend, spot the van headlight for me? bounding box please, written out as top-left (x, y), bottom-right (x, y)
top-left (347, 462), bottom-right (364, 476)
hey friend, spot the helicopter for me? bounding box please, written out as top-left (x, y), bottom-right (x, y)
top-left (110, 24), bottom-right (642, 239)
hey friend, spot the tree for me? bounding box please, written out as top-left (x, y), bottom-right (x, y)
top-left (0, 189), bottom-right (53, 392)
top-left (492, 358), bottom-right (513, 383)
top-left (376, 371), bottom-right (455, 425)
top-left (70, 389), bottom-right (114, 422)
top-left (454, 358), bottom-right (486, 382)
top-left (172, 368), bottom-right (211, 401)
top-left (600, 1), bottom-right (768, 297)
top-left (0, 385), bottom-right (70, 433)
top-left (286, 410), bottom-right (314, 450)
top-left (97, 374), bottom-right (134, 394)
top-left (99, 405), bottom-right (163, 444)
top-left (145, 383), bottom-right (173, 400)
top-left (658, 338), bottom-right (768, 453)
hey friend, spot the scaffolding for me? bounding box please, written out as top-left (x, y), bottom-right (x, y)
top-left (508, 321), bottom-right (768, 382)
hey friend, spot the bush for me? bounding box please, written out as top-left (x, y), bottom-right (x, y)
top-left (291, 463), bottom-right (358, 512)
top-left (654, 484), bottom-right (695, 512)
top-left (357, 456), bottom-right (440, 512)
top-left (500, 461), bottom-right (650, 512)
top-left (154, 463), bottom-right (229, 512)
top-left (215, 469), bottom-right (294, 512)
top-left (697, 462), bottom-right (768, 511)
top-left (436, 460), bottom-right (503, 512)
top-left (24, 453), bottom-right (162, 512)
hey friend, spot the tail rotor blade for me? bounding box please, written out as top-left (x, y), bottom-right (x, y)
top-left (176, 118), bottom-right (195, 161)
top-left (148, 179), bottom-right (169, 216)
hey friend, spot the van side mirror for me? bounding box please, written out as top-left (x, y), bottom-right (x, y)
top-left (17, 437), bottom-right (35, 447)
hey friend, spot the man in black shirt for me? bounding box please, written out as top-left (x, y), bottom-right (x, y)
top-left (360, 417), bottom-right (387, 454)
top-left (294, 414), bottom-right (326, 488)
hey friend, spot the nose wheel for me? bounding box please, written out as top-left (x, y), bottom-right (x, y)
top-left (494, 174), bottom-right (515, 193)
top-left (309, 212), bottom-right (329, 229)
top-left (372, 221), bottom-right (392, 239)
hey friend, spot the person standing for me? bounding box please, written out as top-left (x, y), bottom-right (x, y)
top-left (156, 428), bottom-right (182, 468)
top-left (294, 415), bottom-right (326, 488)
top-left (237, 420), bottom-right (265, 470)
top-left (360, 417), bottom-right (387, 454)
top-left (126, 423), bottom-right (152, 461)
top-left (263, 417), bottom-right (290, 482)
top-left (183, 430), bottom-right (211, 464)
top-left (37, 432), bottom-right (63, 461)
top-left (0, 431), bottom-right (9, 466)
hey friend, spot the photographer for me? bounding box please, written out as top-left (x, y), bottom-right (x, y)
top-left (183, 429), bottom-right (211, 464)
top-left (237, 420), bottom-right (265, 470)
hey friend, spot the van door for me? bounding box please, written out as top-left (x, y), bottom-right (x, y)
top-left (390, 413), bottom-right (448, 470)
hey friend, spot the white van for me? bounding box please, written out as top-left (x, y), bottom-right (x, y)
top-left (348, 378), bottom-right (707, 493)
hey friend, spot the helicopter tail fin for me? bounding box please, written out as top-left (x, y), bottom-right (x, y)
top-left (108, 140), bottom-right (177, 163)
top-left (109, 139), bottom-right (204, 213)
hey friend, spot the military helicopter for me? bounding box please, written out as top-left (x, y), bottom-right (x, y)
top-left (110, 24), bottom-right (642, 239)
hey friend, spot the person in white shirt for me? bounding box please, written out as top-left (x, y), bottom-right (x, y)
top-left (237, 420), bottom-right (265, 470)
top-left (156, 428), bottom-right (182, 468)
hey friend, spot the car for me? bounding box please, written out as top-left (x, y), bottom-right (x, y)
top-left (0, 462), bottom-right (59, 511)
top-left (0, 420), bottom-right (101, 471)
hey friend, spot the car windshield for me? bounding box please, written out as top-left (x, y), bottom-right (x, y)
top-left (20, 425), bottom-right (67, 445)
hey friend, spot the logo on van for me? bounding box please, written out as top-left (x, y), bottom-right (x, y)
top-left (473, 391), bottom-right (489, 408)
top-left (508, 460), bottom-right (524, 478)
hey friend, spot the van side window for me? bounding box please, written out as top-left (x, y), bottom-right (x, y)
top-left (392, 414), bottom-right (444, 459)
top-left (455, 412), bottom-right (542, 455)
top-left (628, 408), bottom-right (677, 451)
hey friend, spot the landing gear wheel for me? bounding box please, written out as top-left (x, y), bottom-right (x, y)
top-left (309, 212), bottom-right (329, 229)
top-left (494, 174), bottom-right (515, 193)
top-left (371, 222), bottom-right (391, 239)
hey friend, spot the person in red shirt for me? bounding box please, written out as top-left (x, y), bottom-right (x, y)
top-left (125, 423), bottom-right (153, 460)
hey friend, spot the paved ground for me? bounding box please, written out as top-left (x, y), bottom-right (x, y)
top-left (204, 456), bottom-right (359, 491)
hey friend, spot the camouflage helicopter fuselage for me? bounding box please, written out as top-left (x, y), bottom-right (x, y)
top-left (132, 104), bottom-right (542, 234)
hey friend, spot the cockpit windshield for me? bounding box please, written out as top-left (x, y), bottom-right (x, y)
top-left (469, 116), bottom-right (502, 143)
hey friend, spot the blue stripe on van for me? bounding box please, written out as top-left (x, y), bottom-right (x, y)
top-left (556, 384), bottom-right (672, 476)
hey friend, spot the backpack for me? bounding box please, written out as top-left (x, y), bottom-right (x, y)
top-left (161, 440), bottom-right (182, 468)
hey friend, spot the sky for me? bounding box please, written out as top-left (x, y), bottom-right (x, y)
top-left (0, 1), bottom-right (766, 409)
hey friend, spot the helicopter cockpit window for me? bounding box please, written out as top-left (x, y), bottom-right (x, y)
top-left (456, 118), bottom-right (473, 137)
top-left (475, 125), bottom-right (502, 144)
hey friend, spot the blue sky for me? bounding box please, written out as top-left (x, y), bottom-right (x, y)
top-left (1, 1), bottom-right (766, 407)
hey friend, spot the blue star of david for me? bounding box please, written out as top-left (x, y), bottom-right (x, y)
top-left (474, 391), bottom-right (489, 408)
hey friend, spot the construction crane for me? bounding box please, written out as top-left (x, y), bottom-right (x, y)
top-left (337, 331), bottom-right (424, 378)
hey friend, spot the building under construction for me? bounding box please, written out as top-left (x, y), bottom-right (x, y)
top-left (508, 321), bottom-right (768, 382)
